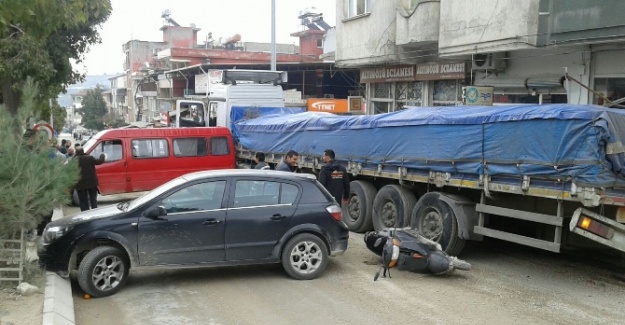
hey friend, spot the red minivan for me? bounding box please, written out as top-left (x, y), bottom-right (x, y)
top-left (79, 127), bottom-right (235, 196)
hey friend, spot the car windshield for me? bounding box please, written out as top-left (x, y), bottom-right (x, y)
top-left (82, 137), bottom-right (97, 151)
top-left (127, 177), bottom-right (188, 210)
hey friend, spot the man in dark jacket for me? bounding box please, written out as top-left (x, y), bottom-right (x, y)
top-left (318, 149), bottom-right (350, 204)
top-left (75, 146), bottom-right (105, 211)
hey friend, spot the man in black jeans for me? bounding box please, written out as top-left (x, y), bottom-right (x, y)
top-left (74, 146), bottom-right (105, 211)
top-left (318, 149), bottom-right (350, 205)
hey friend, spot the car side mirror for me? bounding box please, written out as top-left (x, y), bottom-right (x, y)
top-left (145, 205), bottom-right (167, 219)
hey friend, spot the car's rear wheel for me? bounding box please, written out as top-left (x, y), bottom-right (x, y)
top-left (281, 234), bottom-right (328, 280)
top-left (77, 246), bottom-right (129, 298)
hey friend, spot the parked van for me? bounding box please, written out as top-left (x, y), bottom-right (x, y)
top-left (78, 127), bottom-right (235, 196)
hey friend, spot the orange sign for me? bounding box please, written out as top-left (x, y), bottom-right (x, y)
top-left (307, 99), bottom-right (349, 113)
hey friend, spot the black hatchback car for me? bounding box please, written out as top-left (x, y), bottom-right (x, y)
top-left (38, 169), bottom-right (349, 297)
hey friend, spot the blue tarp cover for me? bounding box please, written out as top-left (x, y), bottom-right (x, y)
top-left (233, 104), bottom-right (625, 187)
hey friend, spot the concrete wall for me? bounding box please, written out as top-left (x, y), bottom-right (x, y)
top-left (396, 0), bottom-right (440, 46)
top-left (439, 0), bottom-right (540, 55)
top-left (336, 0), bottom-right (400, 67)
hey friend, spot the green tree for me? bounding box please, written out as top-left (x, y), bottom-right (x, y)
top-left (0, 0), bottom-right (112, 119)
top-left (79, 87), bottom-right (108, 131)
top-left (0, 80), bottom-right (79, 237)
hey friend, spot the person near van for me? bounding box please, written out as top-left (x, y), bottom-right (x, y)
top-left (75, 146), bottom-right (105, 211)
top-left (58, 139), bottom-right (68, 155)
top-left (318, 149), bottom-right (350, 205)
top-left (254, 152), bottom-right (270, 170)
top-left (276, 150), bottom-right (299, 172)
top-left (66, 146), bottom-right (75, 158)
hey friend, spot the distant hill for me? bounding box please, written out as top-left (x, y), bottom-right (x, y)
top-left (57, 74), bottom-right (118, 108)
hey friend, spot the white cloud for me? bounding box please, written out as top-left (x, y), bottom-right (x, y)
top-left (77, 0), bottom-right (337, 75)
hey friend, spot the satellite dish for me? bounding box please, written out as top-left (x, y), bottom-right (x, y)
top-left (161, 9), bottom-right (171, 18)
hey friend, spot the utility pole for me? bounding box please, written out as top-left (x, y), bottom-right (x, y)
top-left (271, 0), bottom-right (276, 71)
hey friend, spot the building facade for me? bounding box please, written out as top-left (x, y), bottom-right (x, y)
top-left (335, 0), bottom-right (625, 113)
top-left (114, 9), bottom-right (360, 124)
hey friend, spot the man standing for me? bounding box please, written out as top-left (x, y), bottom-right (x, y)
top-left (276, 150), bottom-right (299, 172)
top-left (58, 139), bottom-right (68, 155)
top-left (318, 149), bottom-right (350, 205)
top-left (254, 152), bottom-right (270, 170)
top-left (74, 146), bottom-right (105, 211)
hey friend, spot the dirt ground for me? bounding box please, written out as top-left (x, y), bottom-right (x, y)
top-left (0, 287), bottom-right (43, 325)
top-left (0, 241), bottom-right (45, 325)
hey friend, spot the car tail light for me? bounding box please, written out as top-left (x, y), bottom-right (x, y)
top-left (326, 204), bottom-right (342, 221)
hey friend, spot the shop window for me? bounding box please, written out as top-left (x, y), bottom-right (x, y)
top-left (433, 80), bottom-right (464, 106)
top-left (493, 94), bottom-right (539, 104)
top-left (396, 81), bottom-right (422, 110)
top-left (594, 78), bottom-right (625, 106)
top-left (373, 83), bottom-right (391, 98)
top-left (373, 102), bottom-right (390, 114)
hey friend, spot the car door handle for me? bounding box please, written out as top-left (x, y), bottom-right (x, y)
top-left (203, 219), bottom-right (221, 225)
top-left (270, 214), bottom-right (285, 220)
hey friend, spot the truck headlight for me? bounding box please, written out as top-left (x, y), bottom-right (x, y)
top-left (42, 225), bottom-right (72, 244)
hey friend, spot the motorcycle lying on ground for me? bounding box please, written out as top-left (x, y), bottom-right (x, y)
top-left (364, 228), bottom-right (471, 281)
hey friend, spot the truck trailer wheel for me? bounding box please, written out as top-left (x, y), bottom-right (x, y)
top-left (344, 181), bottom-right (377, 232)
top-left (411, 194), bottom-right (465, 256)
top-left (372, 185), bottom-right (417, 231)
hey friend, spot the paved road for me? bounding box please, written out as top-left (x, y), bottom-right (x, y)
top-left (66, 195), bottom-right (625, 325)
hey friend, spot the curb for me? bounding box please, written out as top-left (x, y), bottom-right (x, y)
top-left (42, 272), bottom-right (74, 325)
top-left (42, 207), bottom-right (75, 325)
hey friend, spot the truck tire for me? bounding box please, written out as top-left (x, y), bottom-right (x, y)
top-left (344, 181), bottom-right (377, 232)
top-left (77, 246), bottom-right (129, 298)
top-left (372, 185), bottom-right (417, 231)
top-left (410, 195), bottom-right (465, 256)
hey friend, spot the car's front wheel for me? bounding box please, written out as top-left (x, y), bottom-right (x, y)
top-left (77, 246), bottom-right (129, 298)
top-left (281, 234), bottom-right (328, 280)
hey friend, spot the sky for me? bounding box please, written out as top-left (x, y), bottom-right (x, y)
top-left (76, 0), bottom-right (337, 75)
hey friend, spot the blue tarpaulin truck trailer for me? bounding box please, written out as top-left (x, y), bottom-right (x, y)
top-left (233, 104), bottom-right (625, 255)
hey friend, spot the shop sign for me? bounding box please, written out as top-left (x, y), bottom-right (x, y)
top-left (360, 65), bottom-right (415, 83)
top-left (307, 98), bottom-right (349, 113)
top-left (463, 86), bottom-right (494, 106)
top-left (415, 62), bottom-right (466, 81)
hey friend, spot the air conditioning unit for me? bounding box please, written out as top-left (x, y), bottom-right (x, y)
top-left (471, 53), bottom-right (506, 72)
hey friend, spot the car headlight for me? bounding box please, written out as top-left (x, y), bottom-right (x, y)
top-left (42, 225), bottom-right (72, 244)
